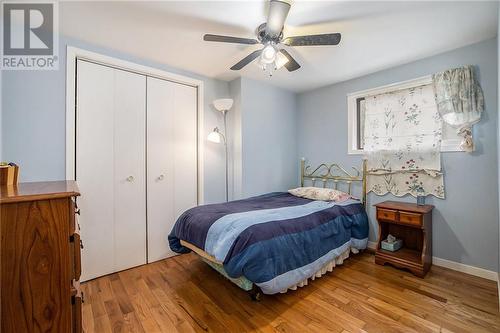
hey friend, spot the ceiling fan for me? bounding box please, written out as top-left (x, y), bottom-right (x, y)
top-left (203, 0), bottom-right (341, 76)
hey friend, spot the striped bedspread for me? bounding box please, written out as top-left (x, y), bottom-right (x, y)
top-left (168, 192), bottom-right (369, 294)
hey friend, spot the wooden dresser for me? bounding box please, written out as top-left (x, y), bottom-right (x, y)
top-left (1, 181), bottom-right (82, 332)
top-left (374, 201), bottom-right (434, 277)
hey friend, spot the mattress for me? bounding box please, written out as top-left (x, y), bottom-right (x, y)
top-left (169, 192), bottom-right (369, 294)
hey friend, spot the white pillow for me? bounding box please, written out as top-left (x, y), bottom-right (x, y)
top-left (288, 187), bottom-right (351, 202)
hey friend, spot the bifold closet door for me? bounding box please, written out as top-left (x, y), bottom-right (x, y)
top-left (147, 77), bottom-right (198, 262)
top-left (76, 60), bottom-right (147, 281)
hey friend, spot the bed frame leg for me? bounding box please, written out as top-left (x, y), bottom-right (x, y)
top-left (249, 285), bottom-right (262, 301)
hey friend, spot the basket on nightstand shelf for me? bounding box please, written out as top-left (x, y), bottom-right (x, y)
top-left (381, 239), bottom-right (403, 252)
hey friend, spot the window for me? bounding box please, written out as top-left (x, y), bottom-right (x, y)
top-left (347, 76), bottom-right (464, 154)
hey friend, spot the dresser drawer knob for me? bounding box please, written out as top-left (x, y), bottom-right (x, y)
top-left (75, 208), bottom-right (81, 215)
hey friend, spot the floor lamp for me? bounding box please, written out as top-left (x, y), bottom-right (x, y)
top-left (207, 98), bottom-right (233, 202)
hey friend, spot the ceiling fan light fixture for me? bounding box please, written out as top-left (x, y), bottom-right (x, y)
top-left (260, 44), bottom-right (277, 64)
top-left (275, 52), bottom-right (289, 69)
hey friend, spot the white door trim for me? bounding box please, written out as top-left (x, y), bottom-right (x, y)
top-left (66, 46), bottom-right (204, 204)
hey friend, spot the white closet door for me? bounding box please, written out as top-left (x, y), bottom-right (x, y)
top-left (77, 60), bottom-right (146, 281)
top-left (77, 60), bottom-right (115, 281)
top-left (112, 69), bottom-right (147, 272)
top-left (147, 77), bottom-right (198, 262)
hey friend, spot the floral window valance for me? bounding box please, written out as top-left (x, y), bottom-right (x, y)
top-left (364, 84), bottom-right (445, 198)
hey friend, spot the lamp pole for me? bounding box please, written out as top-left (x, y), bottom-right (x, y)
top-left (210, 98), bottom-right (233, 203)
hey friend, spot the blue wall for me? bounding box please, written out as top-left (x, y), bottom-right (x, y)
top-left (297, 38), bottom-right (498, 271)
top-left (227, 78), bottom-right (243, 200)
top-left (241, 77), bottom-right (297, 198)
top-left (497, 8), bottom-right (500, 280)
top-left (1, 36), bottom-right (230, 204)
top-left (227, 77), bottom-right (298, 199)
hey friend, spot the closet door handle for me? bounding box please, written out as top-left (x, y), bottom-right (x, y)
top-left (126, 175), bottom-right (134, 182)
top-left (157, 174), bottom-right (165, 181)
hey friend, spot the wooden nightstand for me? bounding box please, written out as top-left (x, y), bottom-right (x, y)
top-left (374, 201), bottom-right (434, 277)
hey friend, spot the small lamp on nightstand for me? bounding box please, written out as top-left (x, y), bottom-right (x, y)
top-left (416, 186), bottom-right (426, 206)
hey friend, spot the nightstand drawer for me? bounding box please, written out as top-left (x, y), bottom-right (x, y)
top-left (399, 211), bottom-right (422, 227)
top-left (377, 208), bottom-right (398, 221)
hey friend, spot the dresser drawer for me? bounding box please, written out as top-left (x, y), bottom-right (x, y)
top-left (377, 208), bottom-right (398, 221)
top-left (399, 211), bottom-right (422, 227)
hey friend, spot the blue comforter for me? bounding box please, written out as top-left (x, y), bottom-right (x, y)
top-left (168, 192), bottom-right (368, 294)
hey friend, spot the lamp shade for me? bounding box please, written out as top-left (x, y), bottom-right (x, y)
top-left (213, 98), bottom-right (233, 112)
top-left (207, 129), bottom-right (222, 143)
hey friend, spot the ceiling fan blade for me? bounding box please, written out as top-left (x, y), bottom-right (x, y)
top-left (204, 34), bottom-right (259, 45)
top-left (279, 49), bottom-right (300, 72)
top-left (265, 0), bottom-right (291, 38)
top-left (230, 49), bottom-right (263, 70)
top-left (283, 33), bottom-right (341, 46)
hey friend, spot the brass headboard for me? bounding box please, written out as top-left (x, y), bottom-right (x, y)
top-left (300, 159), bottom-right (367, 205)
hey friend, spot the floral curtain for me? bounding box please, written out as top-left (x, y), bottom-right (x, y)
top-left (432, 65), bottom-right (484, 152)
top-left (364, 84), bottom-right (445, 198)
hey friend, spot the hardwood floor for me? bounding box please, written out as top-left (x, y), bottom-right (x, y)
top-left (82, 252), bottom-right (499, 333)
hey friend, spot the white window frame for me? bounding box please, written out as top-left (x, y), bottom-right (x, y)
top-left (347, 75), bottom-right (464, 155)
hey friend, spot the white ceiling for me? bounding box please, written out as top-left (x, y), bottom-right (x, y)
top-left (60, 1), bottom-right (498, 92)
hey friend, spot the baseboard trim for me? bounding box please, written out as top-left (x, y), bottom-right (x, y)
top-left (365, 241), bottom-right (498, 281)
top-left (432, 257), bottom-right (498, 281)
top-left (497, 276), bottom-right (500, 305)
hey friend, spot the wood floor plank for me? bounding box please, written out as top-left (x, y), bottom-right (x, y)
top-left (129, 292), bottom-right (164, 332)
top-left (110, 274), bottom-right (136, 315)
top-left (149, 305), bottom-right (180, 333)
top-left (123, 311), bottom-right (146, 333)
top-left (82, 252), bottom-right (500, 333)
top-left (103, 298), bottom-right (127, 332)
top-left (81, 301), bottom-right (95, 333)
top-left (147, 278), bottom-right (202, 332)
top-left (93, 312), bottom-right (113, 333)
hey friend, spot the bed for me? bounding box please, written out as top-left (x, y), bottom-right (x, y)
top-left (168, 159), bottom-right (369, 300)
